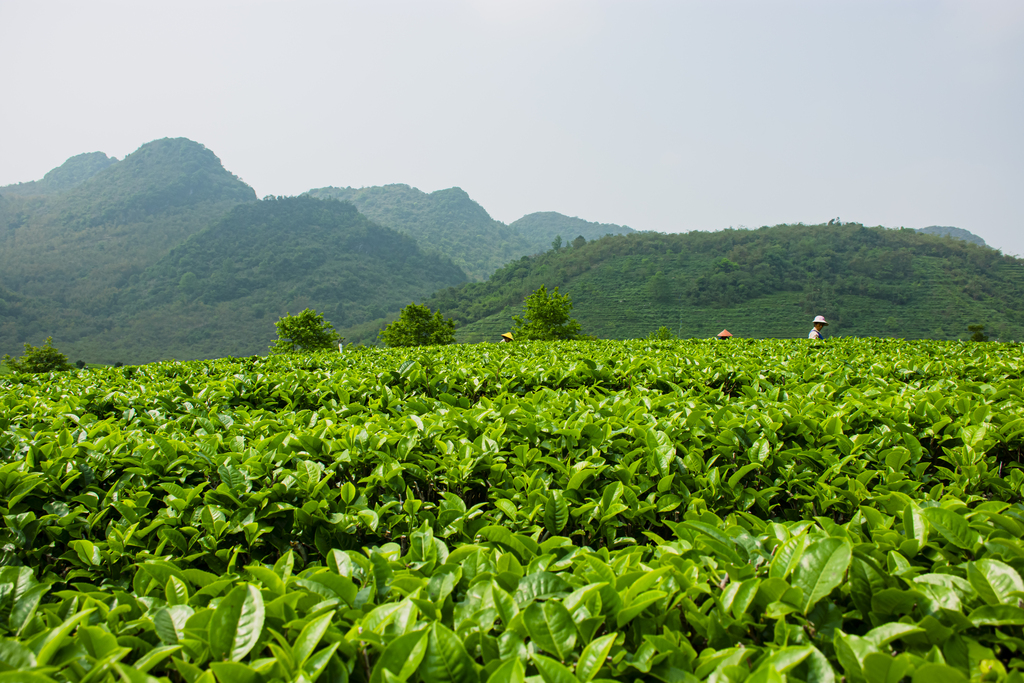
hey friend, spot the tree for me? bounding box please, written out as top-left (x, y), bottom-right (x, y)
top-left (551, 234), bottom-right (563, 251)
top-left (571, 235), bottom-right (586, 249)
top-left (269, 308), bottom-right (341, 354)
top-left (648, 326), bottom-right (676, 341)
top-left (968, 324), bottom-right (989, 342)
top-left (2, 337), bottom-right (73, 373)
top-left (379, 303), bottom-right (457, 347)
top-left (512, 285), bottom-right (582, 341)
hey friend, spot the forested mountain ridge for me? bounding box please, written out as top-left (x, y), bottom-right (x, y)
top-left (87, 196), bottom-right (469, 362)
top-left (2, 136), bottom-right (1013, 364)
top-left (341, 223), bottom-right (1024, 345)
top-left (509, 211), bottom-right (635, 250)
top-left (0, 139), bottom-right (259, 357)
top-left (918, 225), bottom-right (987, 247)
top-left (304, 184), bottom-right (640, 280)
top-left (305, 184), bottom-right (534, 280)
top-left (0, 151), bottom-right (117, 196)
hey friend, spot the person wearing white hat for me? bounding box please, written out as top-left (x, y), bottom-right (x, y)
top-left (809, 316), bottom-right (828, 340)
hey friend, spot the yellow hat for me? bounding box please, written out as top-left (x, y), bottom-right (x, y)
top-left (501, 332), bottom-right (514, 340)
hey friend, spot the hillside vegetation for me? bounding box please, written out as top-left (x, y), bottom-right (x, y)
top-left (919, 225), bottom-right (987, 247)
top-left (509, 211), bottom-right (634, 248)
top-left (306, 185), bottom-right (635, 280)
top-left (342, 223), bottom-right (1024, 344)
top-left (306, 184), bottom-right (530, 280)
top-left (1, 143), bottom-right (469, 363)
top-left (2, 339), bottom-right (1024, 680)
top-left (103, 196), bottom-right (468, 361)
top-left (2, 136), bottom-right (1015, 362)
top-left (0, 151), bottom-right (117, 196)
top-left (0, 138), bottom-right (258, 356)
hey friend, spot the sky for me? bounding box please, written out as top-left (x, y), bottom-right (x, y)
top-left (2, 0), bottom-right (1022, 255)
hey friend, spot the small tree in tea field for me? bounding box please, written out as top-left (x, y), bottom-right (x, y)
top-left (379, 303), bottom-right (456, 347)
top-left (648, 326), bottom-right (676, 341)
top-left (969, 324), bottom-right (989, 342)
top-left (2, 336), bottom-right (73, 373)
top-left (270, 309), bottom-right (341, 353)
top-left (512, 285), bottom-right (582, 341)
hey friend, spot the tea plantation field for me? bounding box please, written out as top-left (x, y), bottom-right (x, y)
top-left (2, 339), bottom-right (1024, 682)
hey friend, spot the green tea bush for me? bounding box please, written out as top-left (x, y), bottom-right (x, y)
top-left (1, 339), bottom-right (1023, 681)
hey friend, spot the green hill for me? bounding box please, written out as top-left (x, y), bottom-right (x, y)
top-left (89, 195), bottom-right (468, 362)
top-left (2, 141), bottom-right (472, 364)
top-left (917, 225), bottom-right (987, 247)
top-left (342, 223), bottom-right (1024, 344)
top-left (6, 138), bottom-right (1020, 362)
top-left (305, 184), bottom-right (534, 280)
top-left (0, 151), bottom-right (117, 196)
top-left (0, 138), bottom-right (259, 357)
top-left (509, 211), bottom-right (634, 252)
top-left (303, 186), bottom-right (637, 280)
top-left (0, 139), bottom-right (258, 348)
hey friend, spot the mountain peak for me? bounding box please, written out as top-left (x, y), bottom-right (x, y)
top-left (1, 151), bottom-right (116, 197)
top-left (69, 137), bottom-right (257, 213)
top-left (917, 225), bottom-right (987, 247)
top-left (42, 152), bottom-right (117, 190)
top-left (510, 211), bottom-right (635, 246)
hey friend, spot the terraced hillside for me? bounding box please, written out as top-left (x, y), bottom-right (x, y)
top-left (341, 223), bottom-right (1024, 345)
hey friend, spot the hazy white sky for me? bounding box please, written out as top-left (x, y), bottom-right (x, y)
top-left (2, 1), bottom-right (1022, 255)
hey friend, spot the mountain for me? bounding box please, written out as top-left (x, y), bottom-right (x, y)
top-left (6, 137), bottom-right (1020, 363)
top-left (89, 196), bottom-right (468, 362)
top-left (917, 226), bottom-right (987, 247)
top-left (341, 223), bottom-right (1024, 345)
top-left (0, 152), bottom-right (117, 196)
top-left (0, 138), bottom-right (259, 358)
top-left (305, 184), bottom-right (534, 280)
top-left (304, 185), bottom-right (637, 280)
top-left (509, 211), bottom-right (634, 252)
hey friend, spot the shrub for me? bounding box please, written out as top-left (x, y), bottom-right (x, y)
top-left (512, 285), bottom-right (582, 341)
top-left (2, 337), bottom-right (73, 373)
top-left (648, 326), bottom-right (676, 341)
top-left (379, 303), bottom-right (456, 347)
top-left (270, 309), bottom-right (341, 354)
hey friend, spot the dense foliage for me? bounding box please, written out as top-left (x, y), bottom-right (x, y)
top-left (512, 286), bottom-right (583, 341)
top-left (123, 196), bottom-right (467, 361)
top-left (0, 152), bottom-right (117, 197)
top-left (404, 224), bottom-right (1024, 345)
top-left (4, 137), bottom-right (1022, 364)
top-left (508, 211), bottom-right (634, 251)
top-left (379, 304), bottom-right (457, 348)
top-left (919, 226), bottom-right (987, 247)
top-left (2, 145), bottom-right (474, 365)
top-left (270, 310), bottom-right (342, 354)
top-left (0, 139), bottom-right (258, 362)
top-left (306, 185), bottom-right (533, 282)
top-left (1, 339), bottom-right (1024, 681)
